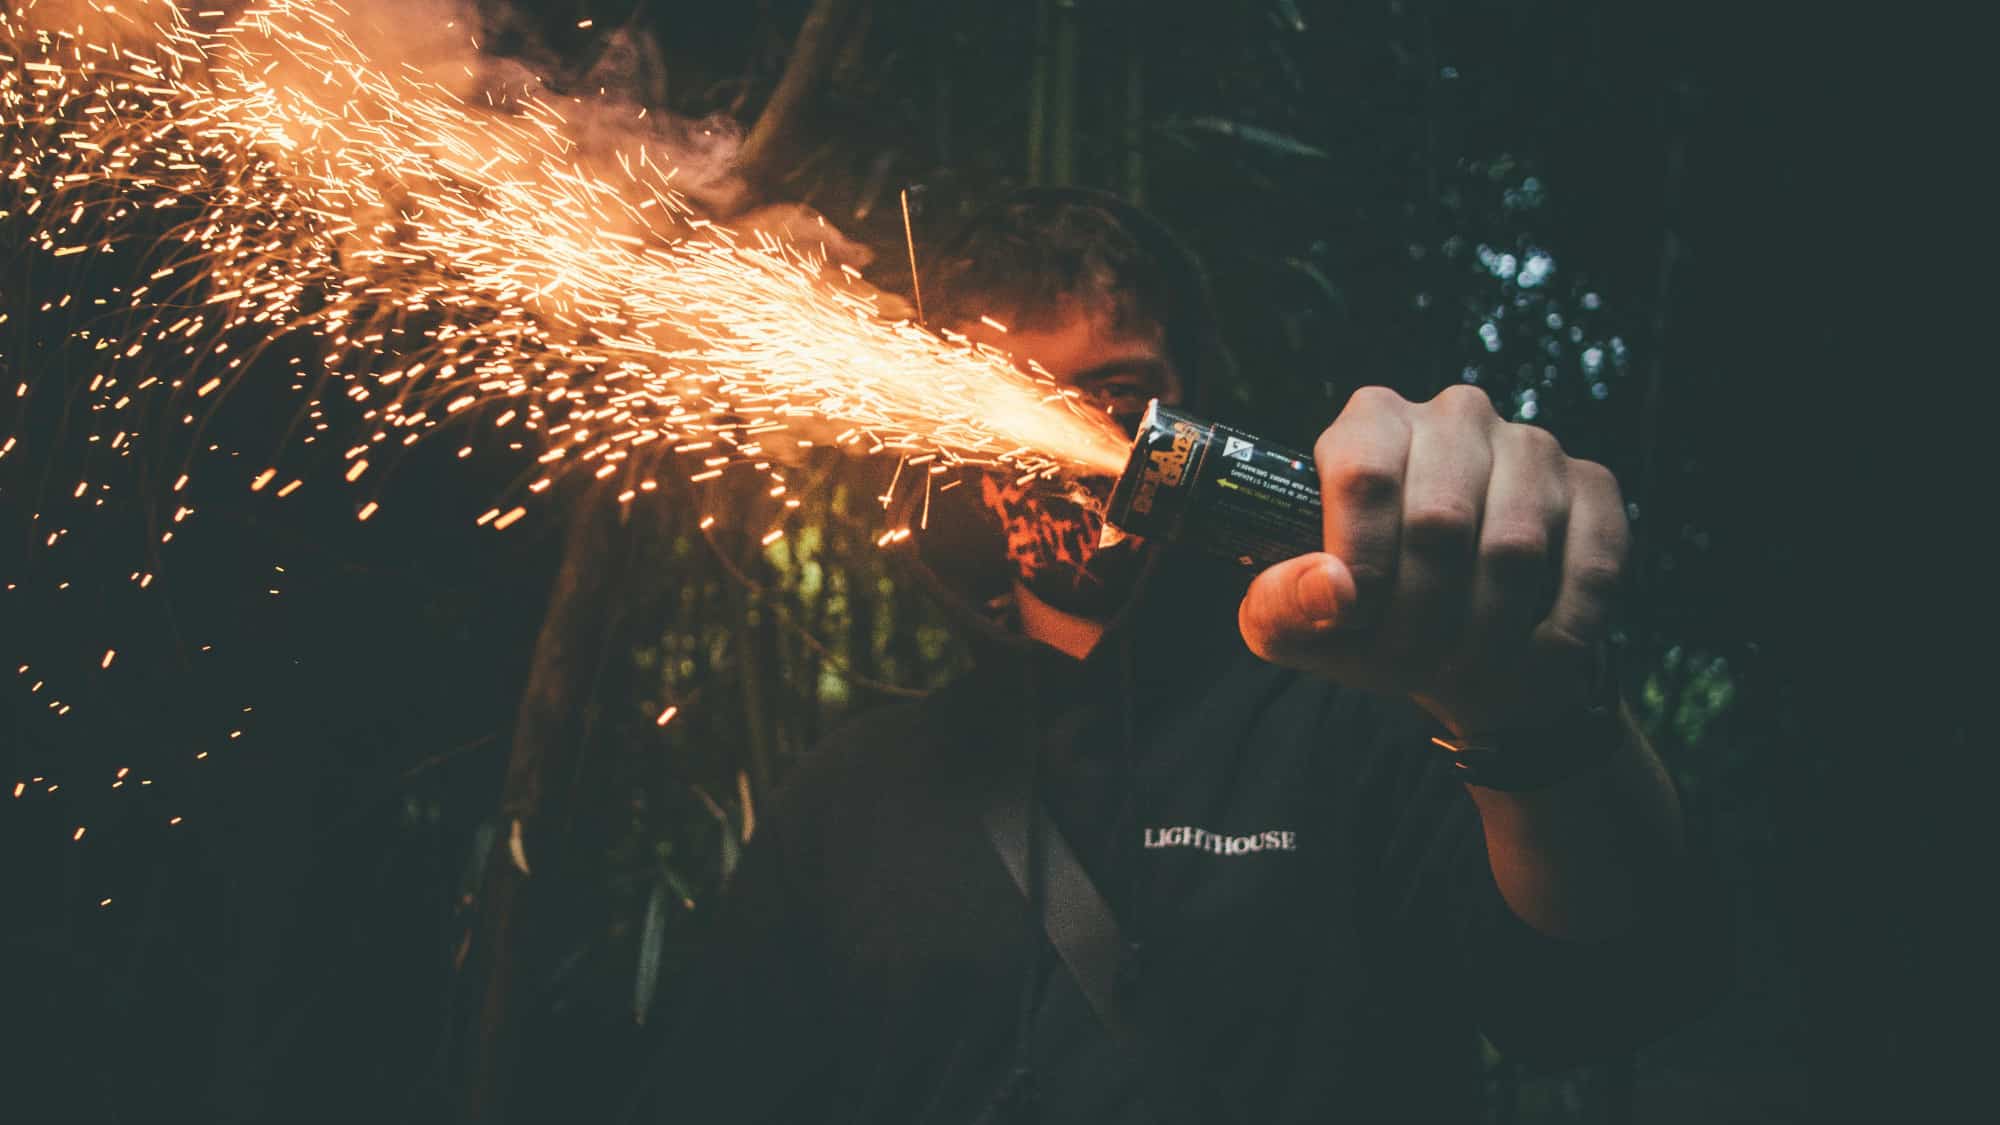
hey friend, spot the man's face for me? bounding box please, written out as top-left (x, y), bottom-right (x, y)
top-left (956, 300), bottom-right (1185, 619)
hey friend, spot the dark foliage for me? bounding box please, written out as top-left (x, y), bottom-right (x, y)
top-left (4, 1), bottom-right (1939, 1122)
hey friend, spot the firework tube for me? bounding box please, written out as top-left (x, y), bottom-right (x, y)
top-left (1102, 400), bottom-right (1323, 567)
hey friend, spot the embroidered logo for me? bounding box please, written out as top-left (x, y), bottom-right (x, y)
top-left (1142, 826), bottom-right (1297, 855)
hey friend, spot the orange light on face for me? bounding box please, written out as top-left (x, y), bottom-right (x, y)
top-left (979, 474), bottom-right (1103, 581)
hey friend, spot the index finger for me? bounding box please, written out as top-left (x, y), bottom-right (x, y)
top-left (1313, 387), bottom-right (1411, 630)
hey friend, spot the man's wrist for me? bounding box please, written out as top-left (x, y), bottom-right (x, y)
top-left (1430, 700), bottom-right (1623, 791)
top-left (1427, 645), bottom-right (1625, 792)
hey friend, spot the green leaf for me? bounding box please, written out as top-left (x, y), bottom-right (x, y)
top-left (718, 823), bottom-right (741, 883)
top-left (664, 866), bottom-right (696, 910)
top-left (1176, 116), bottom-right (1329, 160)
top-left (1280, 256), bottom-right (1344, 310)
top-left (459, 822), bottom-right (496, 902)
top-left (634, 879), bottom-right (668, 1026)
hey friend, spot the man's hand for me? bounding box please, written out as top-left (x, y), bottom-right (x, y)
top-left (1238, 385), bottom-right (1628, 737)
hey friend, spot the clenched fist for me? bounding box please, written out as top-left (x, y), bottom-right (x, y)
top-left (1237, 385), bottom-right (1627, 736)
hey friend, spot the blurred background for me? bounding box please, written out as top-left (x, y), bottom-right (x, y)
top-left (2, 1), bottom-right (1953, 1122)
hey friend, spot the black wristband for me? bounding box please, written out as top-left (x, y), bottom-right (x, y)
top-left (1428, 647), bottom-right (1625, 792)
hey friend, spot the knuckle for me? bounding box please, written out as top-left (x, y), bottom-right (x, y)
top-left (1569, 456), bottom-right (1619, 492)
top-left (1345, 385), bottom-right (1408, 414)
top-left (1403, 501), bottom-right (1479, 553)
top-left (1569, 558), bottom-right (1626, 602)
top-left (1506, 421), bottom-right (1564, 459)
top-left (1480, 523), bottom-right (1552, 572)
top-left (1323, 459), bottom-right (1401, 510)
top-left (1429, 383), bottom-right (1495, 419)
top-left (1312, 426), bottom-right (1342, 468)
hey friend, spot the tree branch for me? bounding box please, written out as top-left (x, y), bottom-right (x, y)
top-left (735, 0), bottom-right (865, 182)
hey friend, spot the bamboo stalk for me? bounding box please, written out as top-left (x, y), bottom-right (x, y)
top-left (1123, 27), bottom-right (1146, 204)
top-left (1634, 114), bottom-right (1688, 607)
top-left (934, 10), bottom-right (954, 166)
top-left (736, 0), bottom-right (866, 184)
top-left (730, 563), bottom-right (776, 798)
top-left (1027, 0), bottom-right (1051, 183)
top-left (1050, 0), bottom-right (1080, 186)
top-left (465, 483), bottom-right (632, 1124)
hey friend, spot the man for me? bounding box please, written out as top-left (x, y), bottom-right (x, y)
top-left (645, 189), bottom-right (1727, 1123)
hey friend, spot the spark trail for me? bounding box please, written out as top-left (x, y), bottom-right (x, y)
top-left (1, 0), bottom-right (1127, 497)
top-left (0, 0), bottom-right (1127, 852)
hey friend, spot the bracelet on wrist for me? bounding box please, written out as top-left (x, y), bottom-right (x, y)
top-left (1428, 646), bottom-right (1624, 792)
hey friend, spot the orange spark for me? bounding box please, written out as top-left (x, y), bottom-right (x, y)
top-left (2, 0), bottom-right (1130, 497)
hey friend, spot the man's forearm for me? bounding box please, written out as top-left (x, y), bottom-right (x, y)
top-left (1463, 702), bottom-right (1686, 941)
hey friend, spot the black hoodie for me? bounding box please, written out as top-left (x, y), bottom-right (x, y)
top-left (641, 195), bottom-right (1728, 1124)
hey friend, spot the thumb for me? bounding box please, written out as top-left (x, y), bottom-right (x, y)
top-left (1238, 552), bottom-right (1360, 665)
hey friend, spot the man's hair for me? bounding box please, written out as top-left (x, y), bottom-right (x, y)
top-left (930, 195), bottom-right (1178, 346)
top-left (901, 190), bottom-right (1231, 607)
